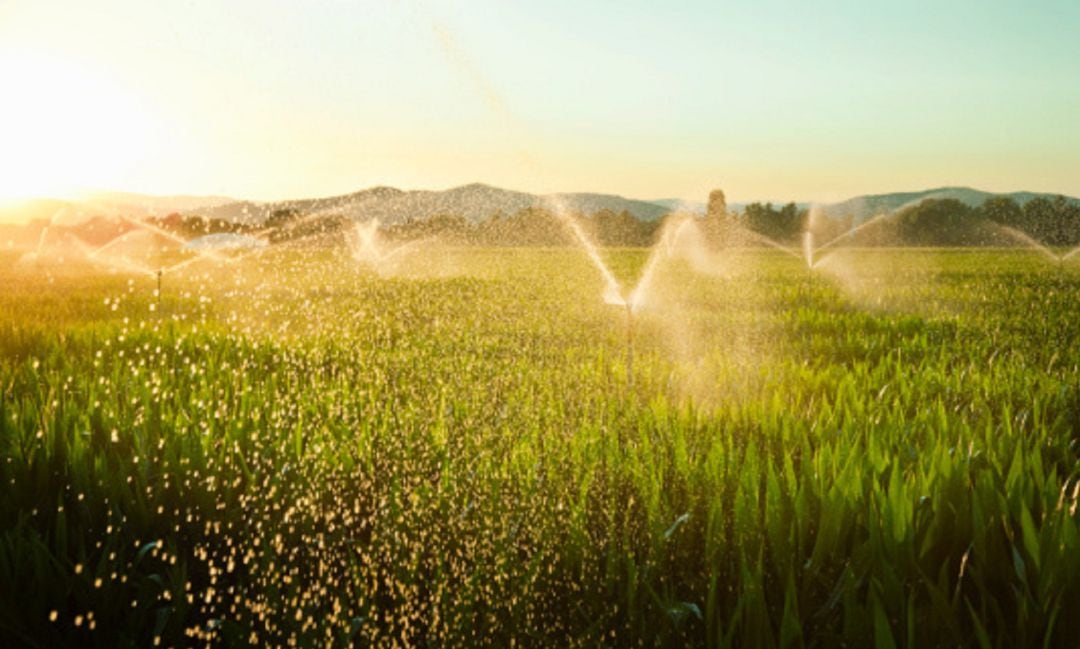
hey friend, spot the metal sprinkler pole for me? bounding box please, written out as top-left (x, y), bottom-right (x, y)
top-left (626, 302), bottom-right (634, 387)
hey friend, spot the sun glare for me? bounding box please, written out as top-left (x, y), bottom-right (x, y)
top-left (0, 52), bottom-right (160, 202)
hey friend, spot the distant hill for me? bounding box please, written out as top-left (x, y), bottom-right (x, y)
top-left (653, 198), bottom-right (818, 215)
top-left (195, 186), bottom-right (406, 225)
top-left (651, 198), bottom-right (705, 214)
top-left (819, 187), bottom-right (1080, 221)
top-left (550, 192), bottom-right (669, 221)
top-left (196, 183), bottom-right (670, 224)
top-left (654, 188), bottom-right (1080, 222)
top-left (78, 191), bottom-right (234, 214)
top-left (1, 214), bottom-right (165, 249)
top-left (4, 184), bottom-right (1079, 234)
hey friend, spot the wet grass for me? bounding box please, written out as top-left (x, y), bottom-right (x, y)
top-left (1, 248), bottom-right (1079, 647)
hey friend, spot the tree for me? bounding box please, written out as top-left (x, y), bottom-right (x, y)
top-left (1061, 199), bottom-right (1080, 247)
top-left (743, 202), bottom-right (773, 238)
top-left (979, 196), bottom-right (1022, 229)
top-left (706, 189), bottom-right (727, 220)
top-left (1048, 195), bottom-right (1078, 246)
top-left (896, 199), bottom-right (980, 245)
top-left (704, 188), bottom-right (742, 246)
top-left (743, 202), bottom-right (804, 242)
top-left (777, 202), bottom-right (803, 241)
top-left (1022, 197), bottom-right (1055, 243)
top-left (267, 208), bottom-right (301, 229)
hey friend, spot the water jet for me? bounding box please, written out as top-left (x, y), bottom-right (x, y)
top-left (988, 223), bottom-right (1070, 264)
top-left (348, 220), bottom-right (432, 275)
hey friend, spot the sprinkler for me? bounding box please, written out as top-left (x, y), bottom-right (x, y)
top-left (802, 231), bottom-right (815, 270)
top-left (625, 301), bottom-right (634, 387)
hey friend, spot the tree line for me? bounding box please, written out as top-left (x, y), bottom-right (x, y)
top-left (704, 192), bottom-right (1080, 248)
top-left (159, 192), bottom-right (1080, 248)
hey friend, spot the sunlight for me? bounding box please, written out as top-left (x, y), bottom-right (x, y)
top-left (0, 51), bottom-right (160, 201)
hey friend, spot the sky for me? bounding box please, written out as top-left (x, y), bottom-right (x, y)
top-left (1, 0), bottom-right (1079, 204)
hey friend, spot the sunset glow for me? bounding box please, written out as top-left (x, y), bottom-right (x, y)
top-left (1, 1), bottom-right (1078, 203)
top-left (0, 52), bottom-right (165, 201)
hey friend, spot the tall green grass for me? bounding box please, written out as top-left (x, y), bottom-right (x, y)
top-left (0, 248), bottom-right (1078, 646)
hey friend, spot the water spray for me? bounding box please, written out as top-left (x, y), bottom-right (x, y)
top-left (803, 210), bottom-right (896, 270)
top-left (348, 220), bottom-right (434, 275)
top-left (734, 228), bottom-right (806, 261)
top-left (564, 214), bottom-right (700, 389)
top-left (989, 224), bottom-right (1061, 264)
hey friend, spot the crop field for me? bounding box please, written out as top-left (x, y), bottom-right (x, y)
top-left (1, 247), bottom-right (1079, 647)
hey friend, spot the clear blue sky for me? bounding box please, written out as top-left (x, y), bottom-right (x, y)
top-left (1, 0), bottom-right (1078, 203)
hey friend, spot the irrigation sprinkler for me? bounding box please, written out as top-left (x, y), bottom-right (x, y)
top-left (605, 296), bottom-right (636, 387)
top-left (802, 231), bottom-right (815, 270)
top-left (556, 213), bottom-right (697, 390)
top-left (625, 301), bottom-right (635, 388)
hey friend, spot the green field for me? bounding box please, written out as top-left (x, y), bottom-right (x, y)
top-left (1, 247), bottom-right (1079, 647)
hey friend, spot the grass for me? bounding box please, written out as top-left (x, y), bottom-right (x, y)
top-left (0, 247), bottom-right (1078, 647)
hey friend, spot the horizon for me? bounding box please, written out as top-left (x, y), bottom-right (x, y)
top-left (2, 2), bottom-right (1080, 204)
top-left (3, 180), bottom-right (1080, 226)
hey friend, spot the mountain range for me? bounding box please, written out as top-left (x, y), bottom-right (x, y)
top-left (2, 184), bottom-right (1078, 230)
top-left (655, 187), bottom-right (1080, 221)
top-left (818, 187), bottom-right (1080, 220)
top-left (193, 183), bottom-right (671, 224)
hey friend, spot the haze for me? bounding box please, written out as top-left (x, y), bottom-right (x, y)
top-left (1, 0), bottom-right (1078, 204)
